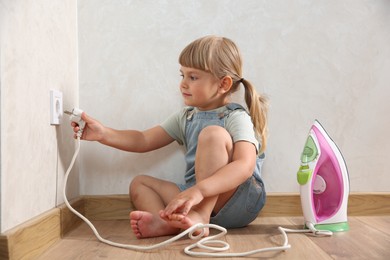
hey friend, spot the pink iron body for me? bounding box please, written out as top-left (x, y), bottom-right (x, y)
top-left (297, 120), bottom-right (350, 232)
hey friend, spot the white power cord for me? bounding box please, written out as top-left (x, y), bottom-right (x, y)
top-left (63, 108), bottom-right (332, 257)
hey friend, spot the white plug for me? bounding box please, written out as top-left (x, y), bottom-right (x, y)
top-left (64, 108), bottom-right (85, 137)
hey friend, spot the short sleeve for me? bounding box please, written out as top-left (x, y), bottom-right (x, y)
top-left (160, 108), bottom-right (187, 146)
top-left (225, 110), bottom-right (260, 153)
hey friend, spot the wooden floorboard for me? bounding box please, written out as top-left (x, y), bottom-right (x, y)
top-left (289, 216), bottom-right (390, 260)
top-left (356, 216), bottom-right (390, 235)
top-left (37, 216), bottom-right (390, 260)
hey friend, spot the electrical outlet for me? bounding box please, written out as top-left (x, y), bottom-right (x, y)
top-left (50, 89), bottom-right (63, 125)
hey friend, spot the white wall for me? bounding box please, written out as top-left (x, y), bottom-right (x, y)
top-left (0, 0), bottom-right (79, 232)
top-left (78, 0), bottom-right (390, 195)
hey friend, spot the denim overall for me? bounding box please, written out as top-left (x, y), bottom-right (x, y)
top-left (177, 103), bottom-right (266, 228)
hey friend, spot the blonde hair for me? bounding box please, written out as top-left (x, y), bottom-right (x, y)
top-left (179, 36), bottom-right (268, 153)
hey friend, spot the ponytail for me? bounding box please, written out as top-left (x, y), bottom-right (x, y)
top-left (241, 78), bottom-right (268, 154)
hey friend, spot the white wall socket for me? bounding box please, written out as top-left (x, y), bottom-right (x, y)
top-left (50, 89), bottom-right (63, 125)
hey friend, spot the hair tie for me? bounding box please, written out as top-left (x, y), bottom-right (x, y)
top-left (239, 78), bottom-right (244, 83)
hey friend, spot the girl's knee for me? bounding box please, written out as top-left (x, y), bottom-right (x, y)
top-left (198, 126), bottom-right (231, 145)
top-left (197, 126), bottom-right (233, 161)
top-left (129, 175), bottom-right (148, 198)
top-left (130, 175), bottom-right (145, 187)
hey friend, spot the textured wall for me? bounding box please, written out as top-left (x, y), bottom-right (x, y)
top-left (0, 0), bottom-right (79, 232)
top-left (78, 0), bottom-right (390, 195)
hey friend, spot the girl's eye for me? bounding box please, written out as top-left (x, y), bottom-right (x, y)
top-left (179, 73), bottom-right (198, 81)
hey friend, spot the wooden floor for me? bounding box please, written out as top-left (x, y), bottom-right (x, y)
top-left (38, 216), bottom-right (390, 259)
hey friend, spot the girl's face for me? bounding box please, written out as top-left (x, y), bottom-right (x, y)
top-left (179, 66), bottom-right (227, 110)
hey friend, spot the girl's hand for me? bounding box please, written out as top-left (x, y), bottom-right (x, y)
top-left (160, 186), bottom-right (204, 219)
top-left (71, 112), bottom-right (105, 141)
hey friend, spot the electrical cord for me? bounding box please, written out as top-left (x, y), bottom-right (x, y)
top-left (62, 109), bottom-right (332, 257)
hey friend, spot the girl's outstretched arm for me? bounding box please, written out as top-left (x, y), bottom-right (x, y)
top-left (71, 112), bottom-right (175, 152)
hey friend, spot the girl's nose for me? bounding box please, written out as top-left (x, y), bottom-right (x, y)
top-left (180, 81), bottom-right (188, 89)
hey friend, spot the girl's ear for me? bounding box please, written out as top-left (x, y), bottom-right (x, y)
top-left (219, 76), bottom-right (233, 94)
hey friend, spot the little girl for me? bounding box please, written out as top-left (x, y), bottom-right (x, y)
top-left (72, 35), bottom-right (268, 239)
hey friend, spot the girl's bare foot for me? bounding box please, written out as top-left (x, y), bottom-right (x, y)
top-left (161, 210), bottom-right (210, 237)
top-left (130, 211), bottom-right (179, 239)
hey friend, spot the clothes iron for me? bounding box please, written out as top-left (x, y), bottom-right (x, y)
top-left (297, 120), bottom-right (350, 232)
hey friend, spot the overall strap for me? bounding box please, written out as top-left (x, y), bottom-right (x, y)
top-left (224, 103), bottom-right (249, 119)
top-left (225, 103), bottom-right (246, 112)
top-left (185, 107), bottom-right (196, 121)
